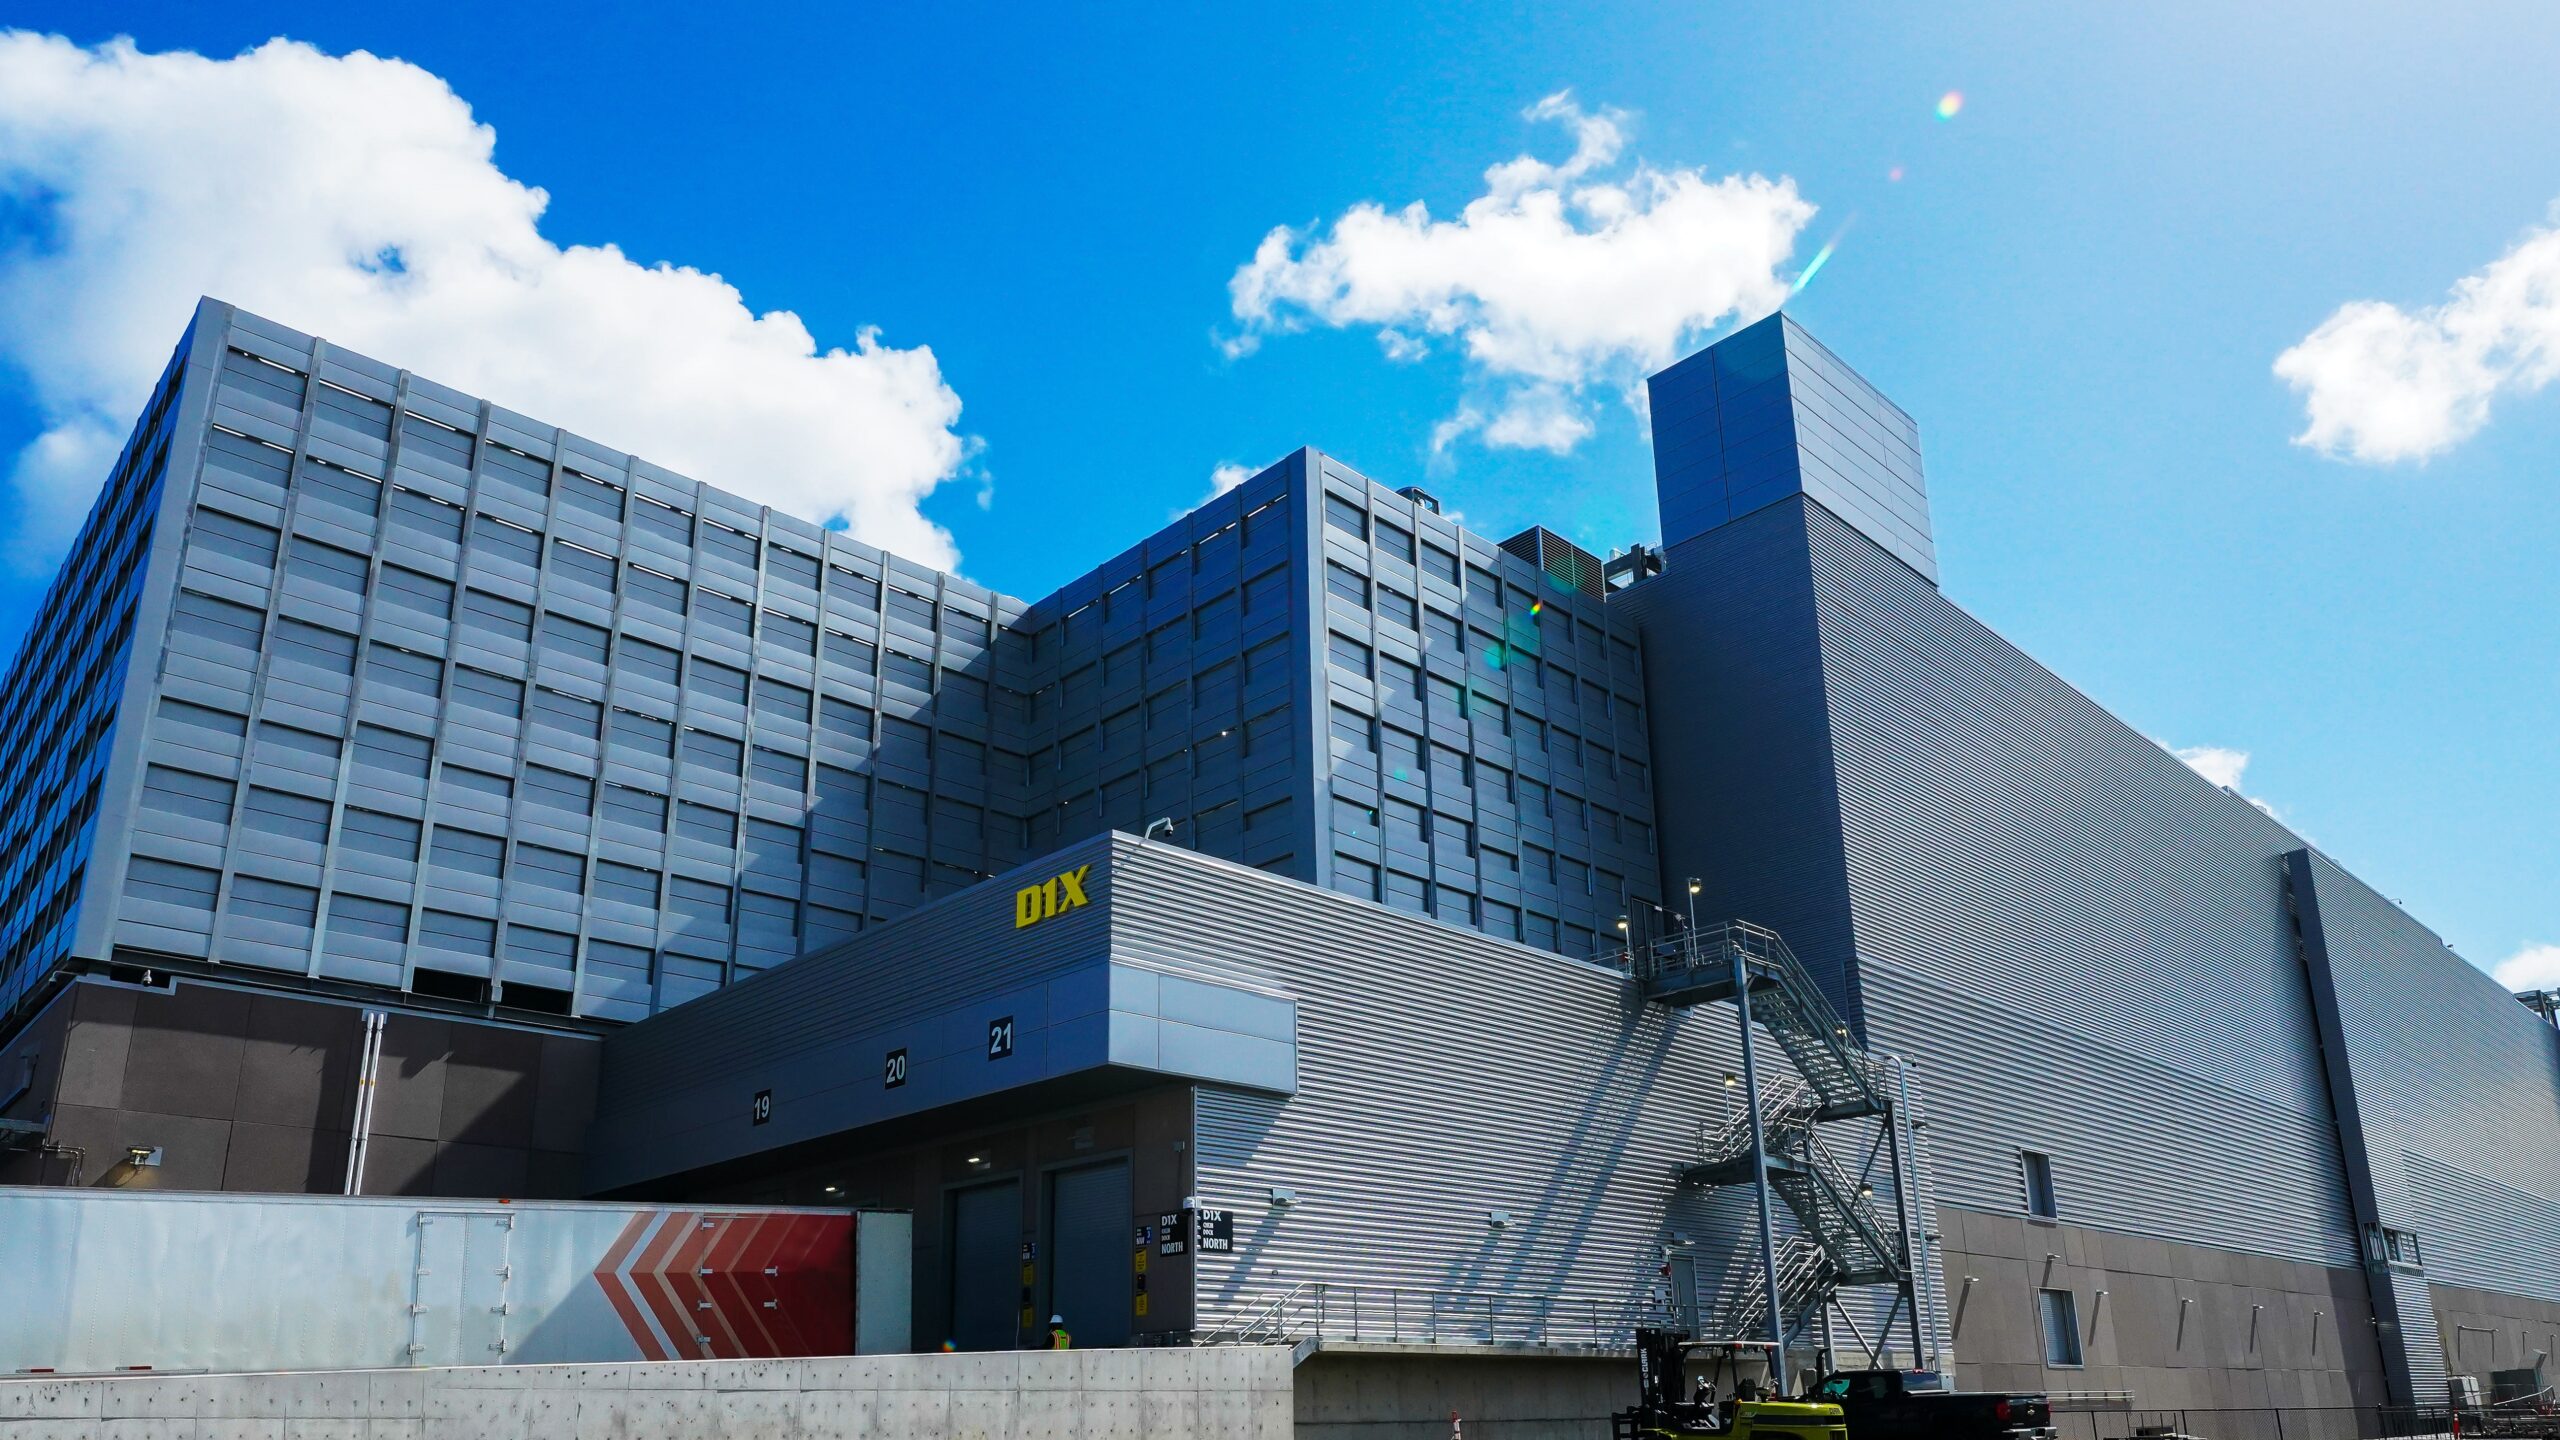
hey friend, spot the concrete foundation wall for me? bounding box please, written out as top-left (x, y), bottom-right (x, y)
top-left (1939, 1203), bottom-right (2388, 1440)
top-left (1294, 1348), bottom-right (1631, 1440)
top-left (0, 1349), bottom-right (1290, 1440)
top-left (2432, 1280), bottom-right (2560, 1396)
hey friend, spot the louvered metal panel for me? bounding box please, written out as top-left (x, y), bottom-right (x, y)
top-left (1788, 499), bottom-right (2361, 1266)
top-left (1616, 506), bottom-right (1866, 1029)
top-left (2289, 847), bottom-right (2560, 1402)
top-left (1104, 835), bottom-right (1926, 1347)
top-left (2291, 850), bottom-right (2560, 1299)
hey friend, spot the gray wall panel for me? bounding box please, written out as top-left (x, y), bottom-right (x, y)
top-left (1796, 497), bottom-right (2357, 1267)
top-left (2293, 848), bottom-right (2560, 1306)
top-left (1103, 836), bottom-right (1872, 1341)
top-left (1618, 502), bottom-right (1865, 1026)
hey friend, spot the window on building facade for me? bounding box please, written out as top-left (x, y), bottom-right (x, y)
top-left (2022, 1150), bottom-right (2059, 1219)
top-left (2037, 1289), bottom-right (2082, 1367)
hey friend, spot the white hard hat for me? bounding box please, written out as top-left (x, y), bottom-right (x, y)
top-left (1050, 1314), bottom-right (1064, 1325)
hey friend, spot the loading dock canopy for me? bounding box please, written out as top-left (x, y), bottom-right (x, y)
top-left (585, 835), bottom-right (1297, 1193)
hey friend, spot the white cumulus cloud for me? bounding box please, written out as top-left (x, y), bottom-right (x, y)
top-left (2493, 943), bottom-right (2560, 991)
top-left (1225, 91), bottom-right (1814, 455)
top-left (2275, 208), bottom-right (2560, 464)
top-left (2164, 741), bottom-right (2283, 821)
top-left (2172, 744), bottom-right (2253, 792)
top-left (0, 32), bottom-right (971, 572)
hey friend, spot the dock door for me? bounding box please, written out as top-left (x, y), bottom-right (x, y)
top-left (1046, 1160), bottom-right (1133, 1349)
top-left (948, 1180), bottom-right (1021, 1351)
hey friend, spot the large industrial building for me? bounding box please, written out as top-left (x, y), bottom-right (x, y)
top-left (3, 298), bottom-right (2556, 1438)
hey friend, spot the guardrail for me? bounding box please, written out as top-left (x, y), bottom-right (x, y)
top-left (1207, 1283), bottom-right (1658, 1350)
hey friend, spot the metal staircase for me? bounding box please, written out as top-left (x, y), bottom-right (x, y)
top-left (1688, 1077), bottom-right (1905, 1287)
top-left (1633, 921), bottom-right (1885, 1121)
top-left (1622, 918), bottom-right (1927, 1385)
top-left (1710, 1231), bottom-right (1833, 1343)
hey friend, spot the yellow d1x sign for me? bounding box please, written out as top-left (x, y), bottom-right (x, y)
top-left (1014, 865), bottom-right (1092, 929)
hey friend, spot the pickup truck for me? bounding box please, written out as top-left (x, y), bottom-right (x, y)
top-left (1810, 1369), bottom-right (2056, 1438)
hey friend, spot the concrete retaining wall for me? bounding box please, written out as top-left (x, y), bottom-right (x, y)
top-left (0, 1350), bottom-right (1291, 1440)
top-left (1294, 1346), bottom-right (1632, 1440)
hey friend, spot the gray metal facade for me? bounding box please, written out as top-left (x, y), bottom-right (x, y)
top-left (1647, 312), bottom-right (1936, 584)
top-left (1106, 837), bottom-right (1884, 1342)
top-left (591, 832), bottom-right (1914, 1345)
top-left (0, 333), bottom-right (189, 1021)
top-left (0, 302), bottom-right (1661, 1044)
top-left (2291, 847), bottom-right (2560, 1403)
top-left (1630, 314), bottom-right (2560, 1407)
top-left (31, 300), bottom-right (1028, 1027)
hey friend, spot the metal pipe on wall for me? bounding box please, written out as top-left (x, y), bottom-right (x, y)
top-left (1734, 948), bottom-right (1788, 1394)
top-left (1881, 1054), bottom-right (1923, 1369)
top-left (342, 1010), bottom-right (385, 1196)
top-left (1891, 1056), bottom-right (1941, 1374)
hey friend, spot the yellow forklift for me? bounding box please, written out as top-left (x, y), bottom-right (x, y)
top-left (1613, 1330), bottom-right (1847, 1440)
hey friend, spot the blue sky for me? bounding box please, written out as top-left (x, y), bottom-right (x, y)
top-left (1, 2), bottom-right (2552, 976)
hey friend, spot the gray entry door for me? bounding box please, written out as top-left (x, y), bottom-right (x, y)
top-left (1047, 1160), bottom-right (1133, 1348)
top-left (1667, 1252), bottom-right (1700, 1334)
top-left (949, 1180), bottom-right (1021, 1351)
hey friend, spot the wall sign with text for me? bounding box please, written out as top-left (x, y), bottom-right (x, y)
top-left (1014, 865), bottom-right (1093, 928)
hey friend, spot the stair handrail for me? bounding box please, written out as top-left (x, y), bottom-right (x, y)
top-left (1796, 1126), bottom-right (1908, 1274)
top-left (1632, 920), bottom-right (1886, 1118)
top-left (1782, 1133), bottom-right (1905, 1281)
top-left (1697, 1074), bottom-right (1817, 1167)
top-left (1209, 1278), bottom-right (1323, 1345)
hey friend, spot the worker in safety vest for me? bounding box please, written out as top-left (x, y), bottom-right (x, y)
top-left (1047, 1314), bottom-right (1072, 1349)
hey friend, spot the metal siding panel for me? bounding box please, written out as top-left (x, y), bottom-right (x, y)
top-left (1621, 503), bottom-right (1865, 1027)
top-left (1790, 500), bottom-right (2357, 1268)
top-left (2296, 849), bottom-right (2560, 1304)
top-left (1103, 837), bottom-right (1900, 1341)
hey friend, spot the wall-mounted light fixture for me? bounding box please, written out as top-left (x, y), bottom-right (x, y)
top-left (1487, 1210), bottom-right (1512, 1230)
top-left (125, 1146), bottom-right (162, 1168)
top-left (1269, 1186), bottom-right (1298, 1207)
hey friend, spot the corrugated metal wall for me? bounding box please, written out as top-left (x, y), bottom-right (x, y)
top-left (1616, 505), bottom-right (1866, 1029)
top-left (1798, 500), bottom-right (2359, 1266)
top-left (1105, 835), bottom-right (1915, 1342)
top-left (1641, 495), bottom-right (2360, 1269)
top-left (2292, 849), bottom-right (2560, 1307)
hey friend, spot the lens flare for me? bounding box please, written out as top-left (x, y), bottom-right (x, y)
top-left (1935, 91), bottom-right (1963, 121)
top-left (1792, 241), bottom-right (1837, 296)
top-left (1790, 216), bottom-right (1856, 297)
top-left (1887, 165), bottom-right (1905, 182)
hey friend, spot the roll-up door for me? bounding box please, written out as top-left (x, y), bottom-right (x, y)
top-left (948, 1180), bottom-right (1020, 1351)
top-left (1047, 1160), bottom-right (1132, 1348)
